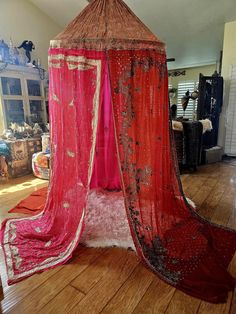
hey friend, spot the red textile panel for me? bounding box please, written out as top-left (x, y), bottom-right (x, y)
top-left (1, 49), bottom-right (107, 284)
top-left (108, 49), bottom-right (236, 303)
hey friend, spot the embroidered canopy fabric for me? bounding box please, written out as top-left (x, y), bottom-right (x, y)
top-left (1, 0), bottom-right (236, 303)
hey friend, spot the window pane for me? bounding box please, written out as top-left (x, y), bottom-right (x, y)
top-left (177, 81), bottom-right (197, 120)
top-left (1, 77), bottom-right (22, 95)
top-left (4, 99), bottom-right (24, 126)
top-left (29, 100), bottom-right (44, 123)
top-left (27, 80), bottom-right (41, 96)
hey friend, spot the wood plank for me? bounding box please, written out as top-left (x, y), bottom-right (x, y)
top-left (70, 249), bottom-right (139, 314)
top-left (180, 174), bottom-right (190, 186)
top-left (39, 285), bottom-right (85, 314)
top-left (8, 247), bottom-right (105, 313)
top-left (133, 278), bottom-right (175, 314)
top-left (71, 247), bottom-right (128, 294)
top-left (0, 175), bottom-right (47, 223)
top-left (210, 189), bottom-right (235, 226)
top-left (192, 177), bottom-right (217, 208)
top-left (230, 289), bottom-right (236, 314)
top-left (197, 181), bottom-right (226, 219)
top-left (196, 163), bottom-right (221, 179)
top-left (227, 200), bottom-right (236, 230)
top-left (0, 254), bottom-right (60, 313)
top-left (183, 175), bottom-right (208, 200)
top-left (165, 290), bottom-right (201, 314)
top-left (197, 293), bottom-right (232, 314)
top-left (101, 264), bottom-right (154, 314)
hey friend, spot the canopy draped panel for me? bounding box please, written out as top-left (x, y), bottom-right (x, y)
top-left (108, 49), bottom-right (236, 302)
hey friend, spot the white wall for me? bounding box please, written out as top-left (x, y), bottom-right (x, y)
top-left (169, 64), bottom-right (216, 88)
top-left (218, 21), bottom-right (236, 150)
top-left (168, 64), bottom-right (216, 105)
top-left (0, 0), bottom-right (62, 69)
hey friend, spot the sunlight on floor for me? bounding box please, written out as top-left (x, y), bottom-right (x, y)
top-left (0, 175), bottom-right (48, 223)
top-left (0, 176), bottom-right (47, 196)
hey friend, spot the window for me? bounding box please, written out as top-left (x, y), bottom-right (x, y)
top-left (225, 65), bottom-right (236, 156)
top-left (1, 77), bottom-right (22, 95)
top-left (3, 99), bottom-right (24, 126)
top-left (0, 71), bottom-right (46, 129)
top-left (26, 79), bottom-right (44, 124)
top-left (177, 81), bottom-right (198, 120)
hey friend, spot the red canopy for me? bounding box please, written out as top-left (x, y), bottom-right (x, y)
top-left (51, 0), bottom-right (164, 50)
top-left (1, 0), bottom-right (235, 303)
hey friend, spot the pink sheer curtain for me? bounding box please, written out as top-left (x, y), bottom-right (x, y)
top-left (90, 65), bottom-right (121, 190)
top-left (1, 49), bottom-right (106, 284)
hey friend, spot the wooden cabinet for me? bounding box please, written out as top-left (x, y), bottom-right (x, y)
top-left (7, 139), bottom-right (29, 177)
top-left (5, 138), bottom-right (42, 178)
top-left (0, 64), bottom-right (47, 134)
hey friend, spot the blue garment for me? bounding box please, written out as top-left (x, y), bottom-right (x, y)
top-left (0, 141), bottom-right (10, 157)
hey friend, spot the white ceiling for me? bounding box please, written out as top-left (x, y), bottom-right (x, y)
top-left (30, 0), bottom-right (236, 70)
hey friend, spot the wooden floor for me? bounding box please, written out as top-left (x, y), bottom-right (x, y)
top-left (0, 162), bottom-right (235, 313)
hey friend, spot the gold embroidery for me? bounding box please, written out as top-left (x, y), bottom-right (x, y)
top-left (49, 62), bottom-right (61, 69)
top-left (50, 54), bottom-right (96, 72)
top-left (69, 100), bottom-right (74, 107)
top-left (12, 246), bottom-right (22, 270)
top-left (77, 64), bottom-right (94, 71)
top-left (52, 93), bottom-right (60, 103)
top-left (67, 150), bottom-right (75, 158)
top-left (67, 63), bottom-right (94, 71)
top-left (67, 64), bottom-right (78, 70)
top-left (10, 229), bottom-right (17, 242)
top-left (63, 202), bottom-right (70, 209)
top-left (48, 54), bottom-right (65, 61)
top-left (87, 60), bottom-right (101, 184)
top-left (9, 223), bottom-right (17, 242)
top-left (3, 211), bottom-right (44, 280)
top-left (15, 256), bottom-right (23, 270)
top-left (45, 241), bottom-right (52, 247)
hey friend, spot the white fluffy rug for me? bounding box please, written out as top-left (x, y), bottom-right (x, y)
top-left (81, 189), bottom-right (195, 250)
top-left (81, 189), bottom-right (135, 250)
